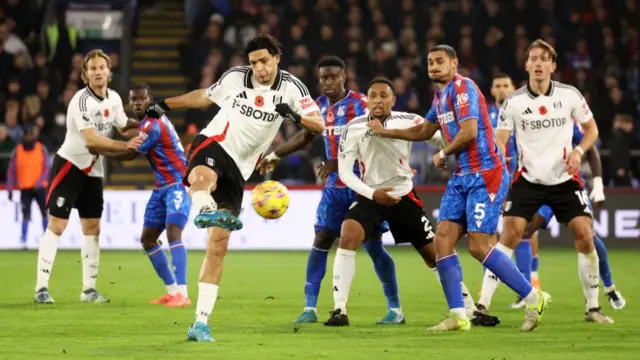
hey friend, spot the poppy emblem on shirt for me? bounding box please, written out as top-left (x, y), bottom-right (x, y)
top-left (326, 110), bottom-right (335, 124)
top-left (255, 96), bottom-right (264, 107)
top-left (104, 109), bottom-right (110, 117)
top-left (538, 106), bottom-right (547, 115)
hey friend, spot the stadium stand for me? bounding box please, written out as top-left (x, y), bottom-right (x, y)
top-left (1, 0), bottom-right (639, 188)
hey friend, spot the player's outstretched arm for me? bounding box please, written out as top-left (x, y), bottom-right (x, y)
top-left (297, 111), bottom-right (324, 133)
top-left (165, 89), bottom-right (212, 110)
top-left (115, 119), bottom-right (140, 138)
top-left (94, 149), bottom-right (138, 160)
top-left (81, 128), bottom-right (142, 152)
top-left (368, 120), bottom-right (441, 141)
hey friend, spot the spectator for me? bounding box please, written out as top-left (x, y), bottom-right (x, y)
top-left (4, 103), bottom-right (23, 144)
top-left (0, 124), bottom-right (15, 182)
top-left (44, 11), bottom-right (78, 82)
top-left (608, 114), bottom-right (640, 186)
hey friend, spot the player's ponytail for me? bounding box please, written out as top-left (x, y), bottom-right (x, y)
top-left (81, 49), bottom-right (113, 85)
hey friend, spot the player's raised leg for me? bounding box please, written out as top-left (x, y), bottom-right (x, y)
top-left (189, 165), bottom-right (241, 231)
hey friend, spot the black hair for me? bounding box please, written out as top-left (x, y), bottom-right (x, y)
top-left (130, 83), bottom-right (152, 94)
top-left (317, 56), bottom-right (345, 69)
top-left (492, 73), bottom-right (512, 81)
top-left (367, 77), bottom-right (395, 94)
top-left (244, 34), bottom-right (282, 57)
top-left (429, 44), bottom-right (457, 59)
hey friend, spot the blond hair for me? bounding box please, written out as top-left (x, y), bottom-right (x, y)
top-left (81, 49), bottom-right (112, 84)
top-left (526, 39), bottom-right (557, 63)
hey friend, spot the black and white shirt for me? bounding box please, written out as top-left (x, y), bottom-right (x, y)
top-left (59, 87), bottom-right (128, 177)
top-left (203, 66), bottom-right (320, 180)
top-left (338, 111), bottom-right (423, 200)
top-left (497, 81), bottom-right (593, 185)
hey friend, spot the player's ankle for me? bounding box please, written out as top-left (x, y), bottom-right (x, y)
top-left (523, 288), bottom-right (539, 305)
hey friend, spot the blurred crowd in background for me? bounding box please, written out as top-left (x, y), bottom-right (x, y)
top-left (1, 0), bottom-right (639, 187)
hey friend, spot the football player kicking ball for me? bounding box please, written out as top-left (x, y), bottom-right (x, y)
top-left (369, 46), bottom-right (549, 332)
top-left (145, 34), bottom-right (325, 342)
top-left (259, 56), bottom-right (406, 325)
top-left (104, 83), bottom-right (192, 307)
top-left (480, 118), bottom-right (626, 312)
top-left (325, 77), bottom-right (499, 327)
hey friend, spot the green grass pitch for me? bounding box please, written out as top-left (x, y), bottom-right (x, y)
top-left (1, 248), bottom-right (639, 360)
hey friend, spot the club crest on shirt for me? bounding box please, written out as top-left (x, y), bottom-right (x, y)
top-left (337, 106), bottom-right (346, 117)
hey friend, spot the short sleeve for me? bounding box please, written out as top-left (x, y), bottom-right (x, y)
top-left (70, 97), bottom-right (96, 132)
top-left (137, 120), bottom-right (160, 154)
top-left (497, 100), bottom-right (515, 131)
top-left (453, 80), bottom-right (481, 122)
top-left (570, 90), bottom-right (593, 124)
top-left (205, 67), bottom-right (242, 104)
top-left (288, 77), bottom-right (320, 115)
top-left (112, 92), bottom-right (128, 128)
top-left (338, 124), bottom-right (359, 158)
top-left (425, 106), bottom-right (437, 123)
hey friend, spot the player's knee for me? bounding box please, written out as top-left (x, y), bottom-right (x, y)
top-left (466, 233), bottom-right (492, 260)
top-left (47, 216), bottom-right (68, 236)
top-left (165, 224), bottom-right (184, 243)
top-left (206, 232), bottom-right (229, 259)
top-left (313, 231), bottom-right (334, 251)
top-left (338, 220), bottom-right (365, 250)
top-left (80, 219), bottom-right (100, 236)
top-left (22, 212), bottom-right (31, 222)
top-left (417, 243), bottom-right (437, 268)
top-left (569, 218), bottom-right (594, 252)
top-left (499, 217), bottom-right (526, 248)
top-left (433, 223), bottom-right (457, 253)
top-left (188, 166), bottom-right (217, 191)
top-left (140, 235), bottom-right (158, 251)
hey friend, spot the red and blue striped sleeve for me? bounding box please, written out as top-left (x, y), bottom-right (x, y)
top-left (453, 79), bottom-right (481, 122)
top-left (138, 120), bottom-right (160, 154)
top-left (425, 106), bottom-right (438, 123)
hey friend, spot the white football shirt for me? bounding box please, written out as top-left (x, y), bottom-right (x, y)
top-left (202, 66), bottom-right (320, 180)
top-left (497, 81), bottom-right (593, 185)
top-left (338, 111), bottom-right (423, 199)
top-left (58, 87), bottom-right (128, 177)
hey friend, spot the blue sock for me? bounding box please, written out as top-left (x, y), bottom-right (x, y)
top-left (364, 240), bottom-right (400, 309)
top-left (21, 220), bottom-right (28, 243)
top-left (169, 241), bottom-right (188, 286)
top-left (146, 245), bottom-right (176, 285)
top-left (42, 218), bottom-right (48, 231)
top-left (483, 247), bottom-right (533, 298)
top-left (593, 235), bottom-right (614, 288)
top-left (304, 247), bottom-right (329, 308)
top-left (436, 253), bottom-right (464, 310)
top-left (531, 256), bottom-right (539, 273)
top-left (514, 240), bottom-right (533, 283)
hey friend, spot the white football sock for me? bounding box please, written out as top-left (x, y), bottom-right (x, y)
top-left (451, 307), bottom-right (468, 320)
top-left (578, 250), bottom-right (600, 311)
top-left (178, 285), bottom-right (188, 297)
top-left (82, 235), bottom-right (100, 291)
top-left (478, 269), bottom-right (500, 309)
top-left (523, 287), bottom-right (540, 305)
top-left (431, 267), bottom-right (441, 282)
top-left (333, 248), bottom-right (356, 314)
top-left (461, 281), bottom-right (479, 315)
top-left (195, 282), bottom-right (219, 324)
top-left (167, 283), bottom-right (179, 296)
top-left (191, 191), bottom-right (217, 213)
top-left (35, 229), bottom-right (60, 291)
